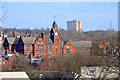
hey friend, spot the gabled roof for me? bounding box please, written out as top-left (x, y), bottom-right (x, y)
top-left (22, 37), bottom-right (36, 44)
top-left (60, 40), bottom-right (68, 48)
top-left (15, 32), bottom-right (25, 37)
top-left (7, 37), bottom-right (15, 44)
top-left (45, 36), bottom-right (53, 44)
top-left (13, 36), bottom-right (23, 44)
top-left (69, 41), bottom-right (92, 48)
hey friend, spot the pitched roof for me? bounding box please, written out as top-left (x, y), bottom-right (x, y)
top-left (15, 32), bottom-right (25, 37)
top-left (45, 36), bottom-right (53, 44)
top-left (60, 40), bottom-right (68, 48)
top-left (7, 37), bottom-right (15, 44)
top-left (13, 36), bottom-right (23, 44)
top-left (22, 37), bottom-right (36, 44)
top-left (69, 41), bottom-right (92, 48)
top-left (52, 21), bottom-right (58, 29)
top-left (0, 72), bottom-right (30, 79)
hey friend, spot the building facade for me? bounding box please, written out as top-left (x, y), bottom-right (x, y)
top-left (67, 20), bottom-right (82, 32)
top-left (1, 20), bottom-right (92, 58)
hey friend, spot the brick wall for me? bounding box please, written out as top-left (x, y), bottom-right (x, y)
top-left (63, 42), bottom-right (76, 55)
top-left (24, 44), bottom-right (33, 54)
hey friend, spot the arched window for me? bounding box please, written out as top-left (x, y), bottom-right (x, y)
top-left (66, 48), bottom-right (70, 54)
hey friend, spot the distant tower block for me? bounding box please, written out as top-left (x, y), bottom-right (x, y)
top-left (67, 20), bottom-right (82, 32)
top-left (76, 21), bottom-right (82, 32)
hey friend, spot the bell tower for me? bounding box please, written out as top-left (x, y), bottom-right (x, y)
top-left (50, 27), bottom-right (54, 43)
top-left (50, 16), bottom-right (60, 44)
top-left (53, 21), bottom-right (59, 44)
top-left (50, 17), bottom-right (61, 54)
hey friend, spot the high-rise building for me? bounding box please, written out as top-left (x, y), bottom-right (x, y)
top-left (67, 20), bottom-right (82, 32)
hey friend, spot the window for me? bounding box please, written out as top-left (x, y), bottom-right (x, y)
top-left (27, 45), bottom-right (31, 50)
top-left (48, 45), bottom-right (52, 50)
top-left (38, 45), bottom-right (44, 50)
top-left (48, 53), bottom-right (52, 59)
top-left (66, 48), bottom-right (70, 54)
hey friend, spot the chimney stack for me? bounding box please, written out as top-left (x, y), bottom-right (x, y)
top-left (41, 33), bottom-right (46, 41)
top-left (30, 34), bottom-right (32, 37)
top-left (13, 31), bottom-right (16, 37)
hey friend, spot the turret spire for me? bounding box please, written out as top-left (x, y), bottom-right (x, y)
top-left (54, 16), bottom-right (56, 21)
top-left (52, 16), bottom-right (58, 29)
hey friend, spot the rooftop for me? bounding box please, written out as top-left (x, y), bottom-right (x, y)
top-left (0, 72), bottom-right (30, 80)
top-left (69, 41), bottom-right (92, 48)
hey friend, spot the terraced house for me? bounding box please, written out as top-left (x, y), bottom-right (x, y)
top-left (1, 21), bottom-right (92, 58)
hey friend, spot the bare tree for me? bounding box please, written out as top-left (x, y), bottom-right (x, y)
top-left (0, 1), bottom-right (7, 28)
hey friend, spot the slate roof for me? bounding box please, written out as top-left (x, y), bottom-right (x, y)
top-left (22, 37), bottom-right (36, 44)
top-left (52, 21), bottom-right (58, 29)
top-left (7, 37), bottom-right (15, 44)
top-left (13, 36), bottom-right (23, 44)
top-left (45, 36), bottom-right (53, 44)
top-left (13, 37), bottom-right (20, 44)
top-left (16, 32), bottom-right (25, 37)
top-left (69, 41), bottom-right (92, 48)
top-left (60, 40), bottom-right (68, 48)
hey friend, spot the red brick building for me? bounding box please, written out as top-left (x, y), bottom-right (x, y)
top-left (1, 21), bottom-right (92, 58)
top-left (62, 41), bottom-right (76, 55)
